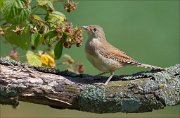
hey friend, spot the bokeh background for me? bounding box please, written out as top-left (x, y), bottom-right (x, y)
top-left (0, 0), bottom-right (179, 118)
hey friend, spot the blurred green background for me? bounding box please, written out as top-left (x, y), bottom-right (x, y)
top-left (0, 0), bottom-right (179, 118)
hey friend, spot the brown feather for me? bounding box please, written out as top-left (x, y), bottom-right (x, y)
top-left (98, 41), bottom-right (138, 65)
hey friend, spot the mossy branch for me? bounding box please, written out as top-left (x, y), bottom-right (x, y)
top-left (0, 57), bottom-right (179, 113)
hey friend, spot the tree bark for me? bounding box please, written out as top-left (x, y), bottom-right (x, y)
top-left (0, 57), bottom-right (179, 113)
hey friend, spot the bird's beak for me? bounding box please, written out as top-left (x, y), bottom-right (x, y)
top-left (81, 26), bottom-right (88, 30)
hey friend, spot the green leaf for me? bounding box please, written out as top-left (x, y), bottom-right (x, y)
top-left (54, 41), bottom-right (63, 60)
top-left (31, 33), bottom-right (43, 48)
top-left (32, 14), bottom-right (42, 20)
top-left (36, 0), bottom-right (52, 5)
top-left (26, 50), bottom-right (42, 66)
top-left (46, 30), bottom-right (56, 39)
top-left (0, 0), bottom-right (4, 9)
top-left (4, 25), bottom-right (31, 50)
top-left (45, 30), bottom-right (57, 44)
top-left (36, 0), bottom-right (54, 11)
top-left (2, 0), bottom-right (31, 24)
top-left (48, 11), bottom-right (66, 25)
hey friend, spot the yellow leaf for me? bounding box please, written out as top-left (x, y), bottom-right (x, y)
top-left (26, 51), bottom-right (42, 66)
top-left (40, 54), bottom-right (55, 68)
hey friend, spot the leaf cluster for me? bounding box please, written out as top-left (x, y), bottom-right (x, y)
top-left (0, 0), bottom-right (83, 68)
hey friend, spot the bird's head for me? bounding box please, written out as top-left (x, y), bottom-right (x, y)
top-left (82, 25), bottom-right (106, 40)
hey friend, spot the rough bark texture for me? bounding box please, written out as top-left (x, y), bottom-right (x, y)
top-left (0, 57), bottom-right (179, 113)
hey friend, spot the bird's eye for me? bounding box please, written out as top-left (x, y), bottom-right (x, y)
top-left (93, 28), bottom-right (97, 32)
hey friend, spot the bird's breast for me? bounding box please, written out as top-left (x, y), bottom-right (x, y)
top-left (85, 39), bottom-right (124, 72)
top-left (85, 38), bottom-right (101, 56)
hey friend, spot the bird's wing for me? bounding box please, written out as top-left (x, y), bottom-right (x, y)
top-left (98, 42), bottom-right (138, 64)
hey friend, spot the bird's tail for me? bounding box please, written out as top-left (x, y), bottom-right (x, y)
top-left (136, 63), bottom-right (164, 70)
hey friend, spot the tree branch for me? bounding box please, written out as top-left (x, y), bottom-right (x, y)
top-left (0, 57), bottom-right (179, 113)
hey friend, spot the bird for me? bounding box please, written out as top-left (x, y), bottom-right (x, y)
top-left (82, 25), bottom-right (164, 85)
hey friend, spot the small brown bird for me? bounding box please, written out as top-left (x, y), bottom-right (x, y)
top-left (82, 25), bottom-right (164, 85)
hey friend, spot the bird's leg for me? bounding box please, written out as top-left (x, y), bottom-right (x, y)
top-left (104, 72), bottom-right (114, 85)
